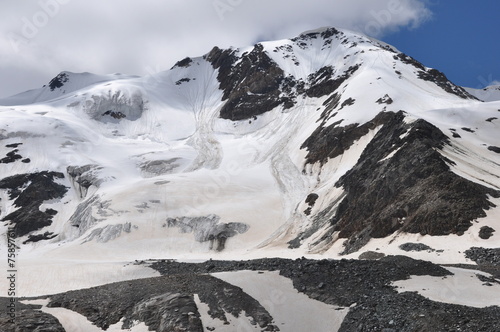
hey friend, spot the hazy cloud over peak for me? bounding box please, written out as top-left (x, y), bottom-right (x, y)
top-left (0, 0), bottom-right (432, 98)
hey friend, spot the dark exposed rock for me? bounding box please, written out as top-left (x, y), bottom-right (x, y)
top-left (0, 172), bottom-right (68, 237)
top-left (0, 311), bottom-right (65, 331)
top-left (486, 117), bottom-right (498, 122)
top-left (102, 110), bottom-right (126, 119)
top-left (5, 143), bottom-right (22, 148)
top-left (205, 29), bottom-right (360, 121)
top-left (462, 127), bottom-right (475, 133)
top-left (417, 69), bottom-right (476, 99)
top-left (23, 231), bottom-right (57, 244)
top-left (304, 193), bottom-right (319, 215)
top-left (125, 293), bottom-right (202, 331)
top-left (0, 149), bottom-right (23, 164)
top-left (291, 27), bottom-right (342, 44)
top-left (376, 94), bottom-right (393, 104)
top-left (394, 53), bottom-right (426, 71)
top-left (319, 27), bottom-right (342, 39)
top-left (47, 273), bottom-right (278, 331)
top-left (172, 57), bottom-right (193, 69)
top-left (339, 291), bottom-right (500, 332)
top-left (206, 44), bottom-right (288, 121)
top-left (306, 64), bottom-right (360, 98)
top-left (301, 111), bottom-right (393, 165)
top-left (175, 77), bottom-right (191, 85)
top-left (273, 43), bottom-right (301, 66)
top-left (488, 146), bottom-right (500, 153)
top-left (319, 92), bottom-right (341, 122)
top-left (399, 243), bottom-right (435, 252)
top-left (394, 53), bottom-right (476, 100)
top-left (48, 72), bottom-right (69, 91)
top-left (280, 75), bottom-right (305, 107)
top-left (339, 97), bottom-right (356, 109)
top-left (207, 34), bottom-right (360, 121)
top-left (305, 66), bottom-right (336, 98)
top-left (305, 193), bottom-right (319, 206)
top-left (465, 247), bottom-right (500, 266)
top-left (479, 226), bottom-right (495, 239)
top-left (145, 256), bottom-right (500, 331)
top-left (476, 273), bottom-right (500, 286)
top-left (0, 298), bottom-right (65, 332)
top-left (204, 46), bottom-right (238, 80)
top-left (300, 111), bottom-right (499, 254)
top-left (1, 204), bottom-right (58, 238)
top-left (278, 256), bottom-right (498, 332)
top-left (334, 112), bottom-right (499, 253)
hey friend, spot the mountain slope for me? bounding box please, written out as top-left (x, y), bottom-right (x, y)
top-left (0, 27), bottom-right (499, 264)
top-left (0, 72), bottom-right (139, 106)
top-left (465, 84), bottom-right (500, 102)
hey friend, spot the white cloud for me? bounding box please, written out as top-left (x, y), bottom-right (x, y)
top-left (0, 0), bottom-right (432, 98)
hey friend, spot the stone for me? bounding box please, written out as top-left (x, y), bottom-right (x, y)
top-left (479, 226), bottom-right (495, 239)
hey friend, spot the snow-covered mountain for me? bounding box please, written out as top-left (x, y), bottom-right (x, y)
top-left (465, 84), bottom-right (500, 102)
top-left (1, 26), bottom-right (500, 332)
top-left (1, 27), bottom-right (499, 262)
top-left (0, 71), bottom-right (139, 106)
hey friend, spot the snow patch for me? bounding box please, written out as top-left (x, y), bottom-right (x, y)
top-left (213, 270), bottom-right (348, 331)
top-left (393, 267), bottom-right (500, 308)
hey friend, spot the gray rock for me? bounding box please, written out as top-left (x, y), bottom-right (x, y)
top-left (0, 298), bottom-right (64, 332)
top-left (46, 273), bottom-right (279, 331)
top-left (479, 226), bottom-right (495, 239)
top-left (299, 111), bottom-right (499, 255)
top-left (465, 247), bottom-right (500, 266)
top-left (148, 256), bottom-right (500, 332)
top-left (399, 243), bottom-right (435, 252)
top-left (126, 293), bottom-right (202, 332)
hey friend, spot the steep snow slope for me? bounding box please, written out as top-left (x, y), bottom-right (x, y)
top-left (0, 27), bottom-right (498, 268)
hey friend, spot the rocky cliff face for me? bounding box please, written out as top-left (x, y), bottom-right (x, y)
top-left (0, 172), bottom-right (67, 238)
top-left (298, 111), bottom-right (499, 254)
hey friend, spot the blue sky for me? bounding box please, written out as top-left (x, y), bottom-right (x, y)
top-left (0, 0), bottom-right (498, 98)
top-left (384, 0), bottom-right (499, 88)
